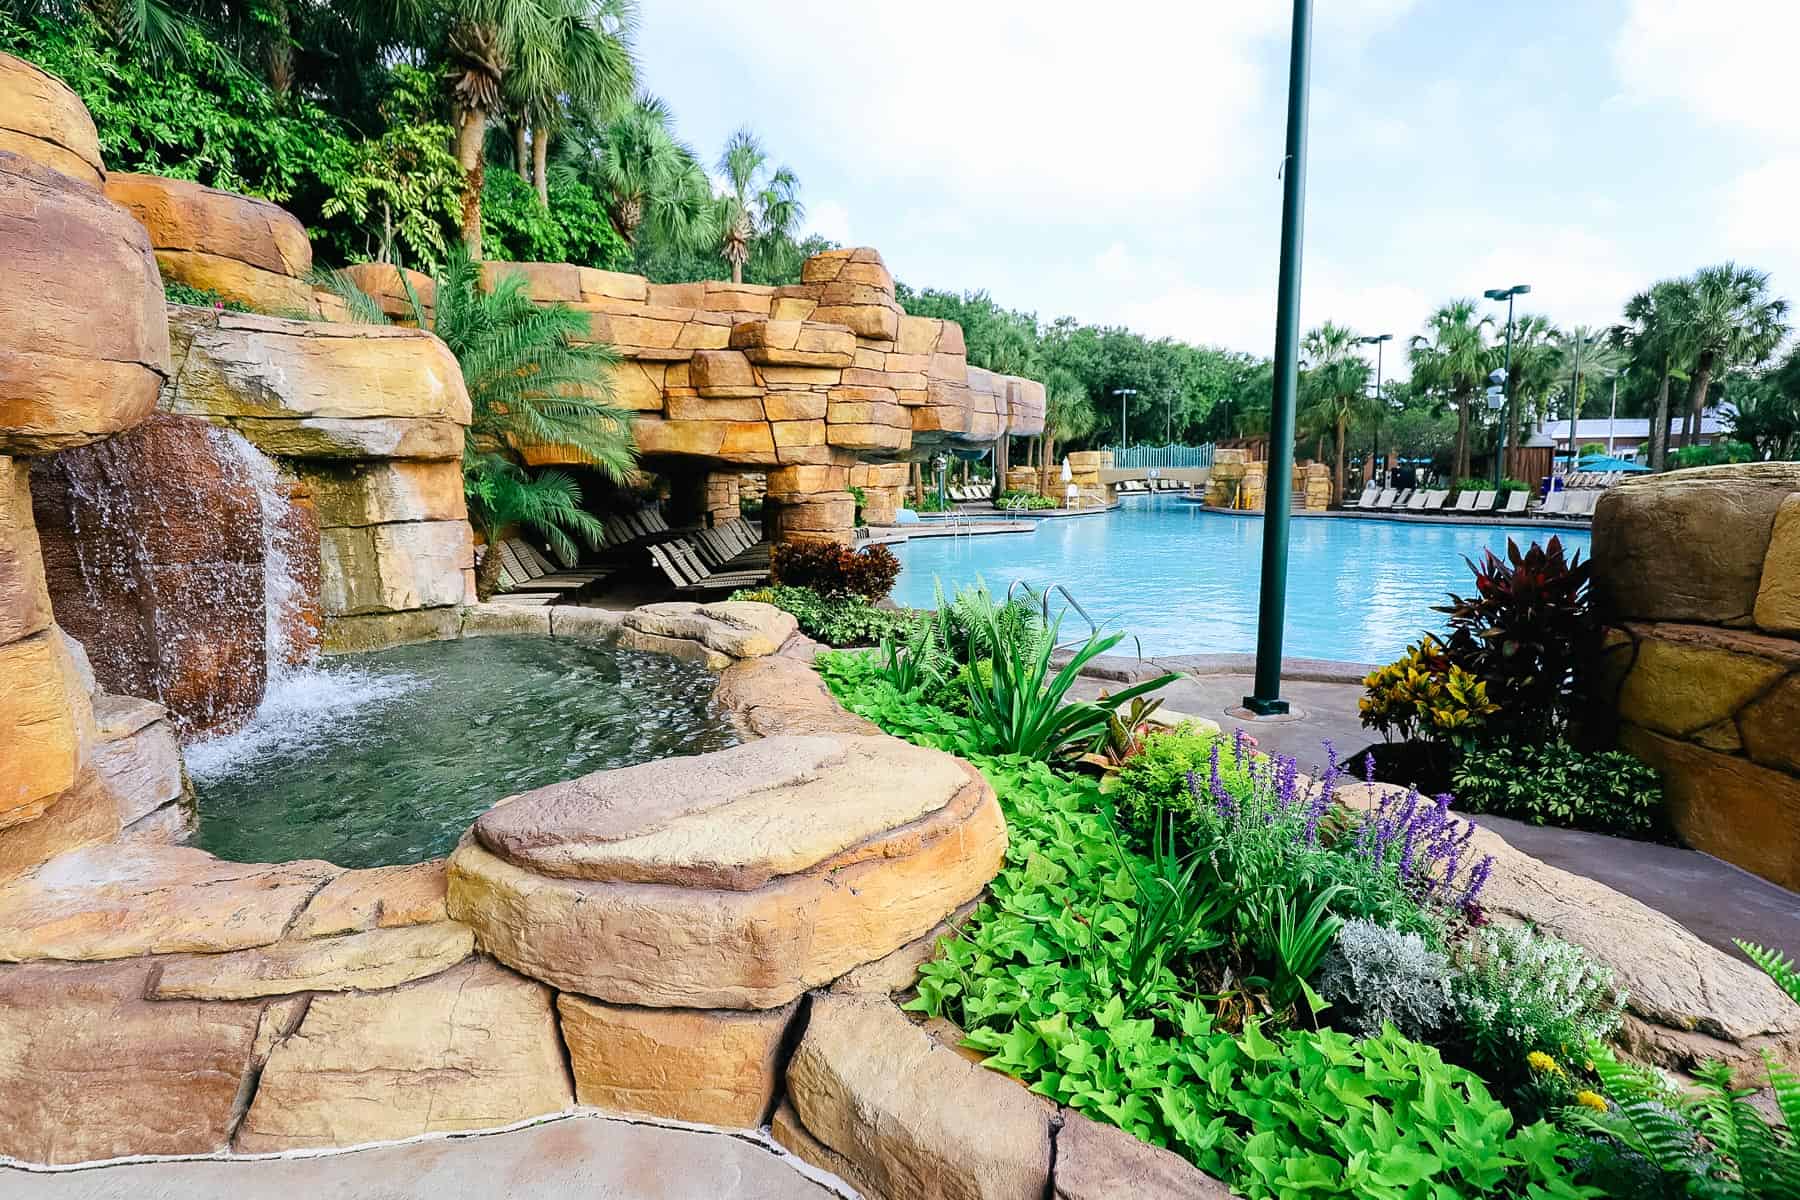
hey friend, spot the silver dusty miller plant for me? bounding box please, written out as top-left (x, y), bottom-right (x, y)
top-left (1315, 918), bottom-right (1453, 1040)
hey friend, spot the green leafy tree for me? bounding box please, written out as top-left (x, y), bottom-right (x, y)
top-left (1410, 300), bottom-right (1492, 481)
top-left (1668, 263), bottom-right (1790, 452)
top-left (1721, 351), bottom-right (1800, 460)
top-left (715, 126), bottom-right (802, 284)
top-left (1615, 281), bottom-right (1691, 471)
top-left (1300, 322), bottom-right (1374, 502)
top-left (318, 66), bottom-right (462, 267)
top-left (505, 0), bottom-right (635, 207)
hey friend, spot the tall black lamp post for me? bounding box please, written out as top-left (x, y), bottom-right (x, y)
top-left (1244, 0), bottom-right (1314, 718)
top-left (1483, 284), bottom-right (1529, 487)
top-left (1113, 387), bottom-right (1137, 448)
top-left (1356, 333), bottom-right (1393, 481)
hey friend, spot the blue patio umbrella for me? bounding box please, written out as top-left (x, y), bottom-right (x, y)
top-left (1577, 454), bottom-right (1651, 472)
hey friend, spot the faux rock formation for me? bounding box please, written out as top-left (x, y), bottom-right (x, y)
top-left (778, 994), bottom-right (1054, 1200)
top-left (235, 957), bottom-right (572, 1151)
top-left (1053, 1110), bottom-right (1235, 1200)
top-left (1591, 464), bottom-right (1800, 888)
top-left (0, 153), bottom-right (168, 455)
top-left (616, 599), bottom-right (799, 669)
top-left (558, 994), bottom-right (798, 1128)
top-left (0, 959), bottom-right (266, 1164)
top-left (448, 733), bottom-right (1005, 1008)
top-left (105, 173), bottom-right (315, 314)
top-left (0, 52), bottom-right (105, 187)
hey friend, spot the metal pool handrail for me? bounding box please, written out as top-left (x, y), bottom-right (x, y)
top-left (1004, 579), bottom-right (1146, 662)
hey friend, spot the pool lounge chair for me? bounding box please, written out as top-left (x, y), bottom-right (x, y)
top-left (1565, 490), bottom-right (1600, 518)
top-left (1535, 490), bottom-right (1569, 517)
top-left (1469, 490), bottom-right (1498, 513)
top-left (494, 537), bottom-right (611, 597)
top-left (1345, 483), bottom-right (1377, 509)
top-left (1500, 490), bottom-right (1528, 515)
top-left (647, 540), bottom-right (768, 595)
top-left (1366, 488), bottom-right (1399, 510)
top-left (1414, 489), bottom-right (1449, 512)
top-left (1449, 490), bottom-right (1479, 513)
top-left (1403, 490), bottom-right (1429, 511)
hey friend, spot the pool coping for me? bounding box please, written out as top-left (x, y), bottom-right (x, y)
top-left (1063, 650), bottom-right (1373, 685)
top-left (1179, 499), bottom-right (1593, 533)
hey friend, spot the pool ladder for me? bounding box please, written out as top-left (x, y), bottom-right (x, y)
top-left (1006, 579), bottom-right (1145, 662)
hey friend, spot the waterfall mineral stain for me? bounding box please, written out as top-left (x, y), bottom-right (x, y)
top-left (186, 635), bottom-right (741, 868)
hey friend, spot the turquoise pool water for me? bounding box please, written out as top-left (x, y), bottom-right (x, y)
top-left (889, 497), bottom-right (1591, 664)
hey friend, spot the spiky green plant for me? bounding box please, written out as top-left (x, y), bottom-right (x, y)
top-left (1738, 941), bottom-right (1800, 1006)
top-left (318, 249), bottom-right (635, 598)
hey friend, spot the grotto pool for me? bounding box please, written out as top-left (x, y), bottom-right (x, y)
top-left (186, 635), bottom-right (741, 869)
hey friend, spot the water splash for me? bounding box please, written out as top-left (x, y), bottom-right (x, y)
top-left (210, 425), bottom-right (317, 682)
top-left (184, 660), bottom-right (424, 779)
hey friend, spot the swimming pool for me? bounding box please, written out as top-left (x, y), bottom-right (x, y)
top-left (889, 498), bottom-right (1591, 665)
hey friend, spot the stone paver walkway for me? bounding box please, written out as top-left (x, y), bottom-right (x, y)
top-left (1, 1115), bottom-right (848, 1200)
top-left (1077, 665), bottom-right (1800, 963)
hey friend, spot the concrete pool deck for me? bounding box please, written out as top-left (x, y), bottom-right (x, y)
top-left (1072, 662), bottom-right (1800, 965)
top-left (0, 1114), bottom-right (849, 1199)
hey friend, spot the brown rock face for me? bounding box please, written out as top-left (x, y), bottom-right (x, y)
top-left (28, 413), bottom-right (310, 736)
top-left (1593, 464), bottom-right (1800, 623)
top-left (0, 153), bottom-right (168, 455)
top-left (558, 994), bottom-right (798, 1128)
top-left (0, 770), bottom-right (118, 885)
top-left (779, 994), bottom-right (1054, 1200)
top-left (0, 455), bottom-right (51, 647)
top-left (0, 627), bottom-right (93, 829)
top-left (0, 959), bottom-right (264, 1164)
top-left (105, 173), bottom-right (314, 313)
top-left (1622, 723), bottom-right (1800, 895)
top-left (1053, 1110), bottom-right (1234, 1200)
top-left (0, 52), bottom-right (105, 187)
top-left (1614, 631), bottom-right (1787, 736)
top-left (234, 957), bottom-right (573, 1152)
top-left (1755, 493), bottom-right (1800, 633)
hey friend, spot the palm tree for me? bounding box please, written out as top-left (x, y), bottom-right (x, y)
top-left (1410, 301), bottom-right (1491, 481)
top-left (1037, 366), bottom-right (1097, 497)
top-left (716, 127), bottom-right (803, 285)
top-left (554, 95), bottom-right (717, 247)
top-left (1668, 264), bottom-right (1790, 451)
top-left (1299, 322), bottom-right (1373, 502)
top-left (1615, 281), bottom-right (1689, 471)
top-left (318, 249), bottom-right (637, 598)
top-left (506, 0), bottom-right (637, 208)
top-left (1551, 325), bottom-right (1624, 465)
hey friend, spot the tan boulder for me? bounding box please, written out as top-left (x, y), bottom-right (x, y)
top-left (831, 900), bottom-right (978, 996)
top-left (151, 921), bottom-right (474, 1000)
top-left (153, 248), bottom-right (316, 315)
top-left (764, 390), bottom-right (828, 421)
top-left (308, 460), bottom-right (466, 527)
top-left (780, 994), bottom-right (1053, 1200)
top-left (1053, 1110), bottom-right (1233, 1200)
top-left (557, 994), bottom-right (798, 1127)
top-left (0, 771), bottom-right (119, 885)
top-left (241, 415), bottom-right (465, 461)
top-left (107, 173), bottom-right (310, 277)
top-left (1622, 724), bottom-right (1800, 894)
top-left (577, 266), bottom-right (648, 303)
top-left (0, 455), bottom-right (51, 645)
top-left (320, 604), bottom-right (463, 653)
top-left (548, 605), bottom-right (620, 642)
top-left (0, 627), bottom-right (92, 827)
top-left (1755, 493), bottom-right (1800, 633)
top-left (1615, 631), bottom-right (1788, 736)
top-left (472, 734), bottom-right (970, 887)
top-left (1593, 464), bottom-right (1800, 623)
top-left (772, 492), bottom-right (856, 534)
top-left (0, 842), bottom-right (339, 962)
top-left (0, 960), bottom-right (265, 1164)
top-left (89, 698), bottom-right (184, 827)
top-left (447, 750), bottom-right (1003, 1009)
top-left (0, 52), bottom-right (104, 187)
top-left (713, 653), bottom-right (880, 738)
top-left (1738, 674), bottom-right (1800, 773)
top-left (617, 600), bottom-right (797, 665)
top-left (337, 261), bottom-right (435, 321)
top-left (319, 520), bottom-right (473, 616)
top-left (163, 308), bottom-right (470, 429)
top-left (481, 260), bottom-right (581, 303)
top-left (461, 602), bottom-right (554, 638)
top-left (235, 957), bottom-right (572, 1152)
top-left (0, 154), bottom-right (167, 454)
top-left (289, 859), bottom-right (450, 938)
top-left (611, 359), bottom-right (669, 410)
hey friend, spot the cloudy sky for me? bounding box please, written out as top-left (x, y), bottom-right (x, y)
top-left (637, 1), bottom-right (1797, 365)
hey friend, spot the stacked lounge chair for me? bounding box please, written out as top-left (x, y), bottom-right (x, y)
top-left (490, 538), bottom-right (613, 605)
top-left (645, 517), bottom-right (771, 595)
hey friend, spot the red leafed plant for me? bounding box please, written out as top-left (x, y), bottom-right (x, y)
top-left (770, 541), bottom-right (900, 601)
top-left (1434, 536), bottom-right (1597, 737)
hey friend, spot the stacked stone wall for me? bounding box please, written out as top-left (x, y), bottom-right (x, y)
top-left (1591, 463), bottom-right (1800, 889)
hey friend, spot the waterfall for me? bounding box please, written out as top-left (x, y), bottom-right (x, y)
top-left (212, 425), bottom-right (320, 683)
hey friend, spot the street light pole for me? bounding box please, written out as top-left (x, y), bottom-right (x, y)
top-left (1245, 0), bottom-right (1314, 718)
top-left (1113, 387), bottom-right (1137, 449)
top-left (1483, 284), bottom-right (1529, 487)
top-left (1357, 333), bottom-right (1393, 484)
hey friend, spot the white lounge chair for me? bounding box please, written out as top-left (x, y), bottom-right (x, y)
top-left (1419, 489), bottom-right (1450, 512)
top-left (1404, 490), bottom-right (1429, 511)
top-left (1470, 490), bottom-right (1498, 512)
top-left (1500, 490), bottom-right (1529, 515)
top-left (1536, 490), bottom-right (1569, 517)
top-left (1565, 490), bottom-right (1600, 518)
top-left (1346, 483), bottom-right (1377, 509)
top-left (1450, 490), bottom-right (1479, 512)
top-left (1368, 488), bottom-right (1398, 510)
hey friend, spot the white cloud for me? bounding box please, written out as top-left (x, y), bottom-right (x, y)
top-left (805, 198), bottom-right (854, 246)
top-left (1613, 0), bottom-right (1800, 143)
top-left (1718, 157), bottom-right (1800, 255)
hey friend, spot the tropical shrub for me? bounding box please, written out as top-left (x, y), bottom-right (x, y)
top-left (481, 170), bottom-right (631, 270)
top-left (1360, 636), bottom-right (1499, 743)
top-left (1315, 919), bottom-right (1453, 1040)
top-left (769, 541), bottom-right (900, 600)
top-left (1451, 740), bottom-right (1664, 839)
top-left (1450, 924), bottom-right (1625, 1081)
top-left (997, 489), bottom-right (1057, 510)
top-left (164, 281), bottom-right (251, 313)
top-left (1436, 536), bottom-right (1597, 738)
top-left (1670, 439), bottom-right (1758, 469)
top-left (729, 585), bottom-right (910, 647)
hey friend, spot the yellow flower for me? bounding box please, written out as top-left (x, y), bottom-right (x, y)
top-left (1575, 1090), bottom-right (1608, 1112)
top-left (1527, 1051), bottom-right (1563, 1076)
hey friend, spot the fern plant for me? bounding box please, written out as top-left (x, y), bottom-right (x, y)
top-left (1739, 941), bottom-right (1800, 1006)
